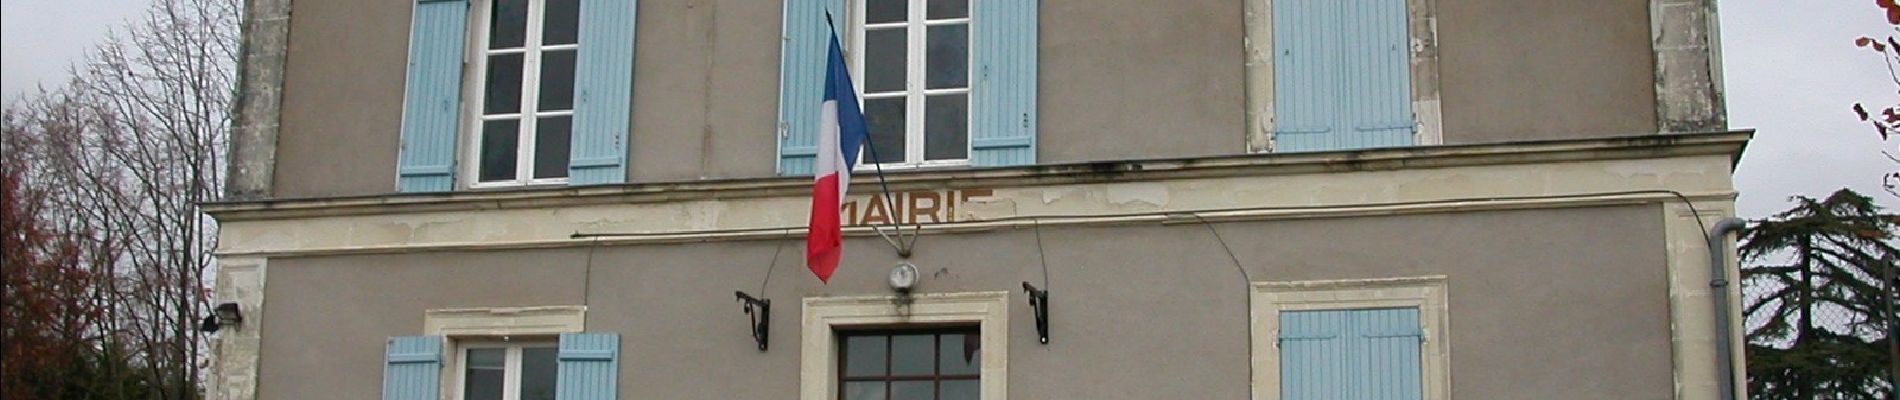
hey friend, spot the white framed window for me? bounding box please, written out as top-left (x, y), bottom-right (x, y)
top-left (1250, 276), bottom-right (1450, 400)
top-left (836, 328), bottom-right (982, 399)
top-left (455, 339), bottom-right (560, 400)
top-left (466, 0), bottom-right (580, 187)
top-left (802, 292), bottom-right (1008, 400)
top-left (848, 0), bottom-right (972, 168)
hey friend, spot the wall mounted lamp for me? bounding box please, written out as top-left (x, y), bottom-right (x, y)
top-left (199, 302), bottom-right (242, 333)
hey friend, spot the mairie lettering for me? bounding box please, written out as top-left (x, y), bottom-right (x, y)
top-left (840, 189), bottom-right (993, 226)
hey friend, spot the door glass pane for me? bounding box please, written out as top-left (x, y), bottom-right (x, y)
top-left (891, 381), bottom-right (933, 400)
top-left (844, 382), bottom-right (887, 400)
top-left (543, 0), bottom-right (580, 45)
top-left (844, 335), bottom-right (889, 377)
top-left (890, 335), bottom-right (934, 376)
top-left (484, 54), bottom-right (524, 115)
top-left (863, 98), bottom-right (907, 164)
top-left (924, 94), bottom-right (967, 160)
top-left (864, 28), bottom-right (907, 93)
top-left (925, 24), bottom-right (967, 89)
top-left (533, 116), bottom-right (572, 179)
top-left (938, 333), bottom-right (978, 375)
top-left (489, 0), bottom-right (528, 49)
top-left (519, 347), bottom-right (559, 400)
top-left (939, 379), bottom-right (978, 400)
top-left (927, 0), bottom-right (967, 19)
top-left (866, 0), bottom-right (906, 24)
top-left (463, 348), bottom-right (506, 400)
top-left (538, 50), bottom-right (577, 111)
top-left (480, 120), bottom-right (520, 182)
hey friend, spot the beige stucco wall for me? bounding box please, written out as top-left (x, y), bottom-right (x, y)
top-left (255, 205), bottom-right (1672, 399)
top-left (269, 0), bottom-right (1664, 198)
top-left (1437, 0), bottom-right (1660, 143)
top-left (273, 0), bottom-right (409, 198)
top-left (1037, 0), bottom-right (1246, 163)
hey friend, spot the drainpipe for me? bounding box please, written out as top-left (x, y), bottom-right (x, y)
top-left (1708, 217), bottom-right (1747, 400)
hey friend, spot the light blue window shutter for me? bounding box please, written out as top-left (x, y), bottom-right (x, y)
top-left (556, 333), bottom-right (620, 400)
top-left (1271, 0), bottom-right (1338, 153)
top-left (568, 0), bottom-right (638, 185)
top-left (396, 0), bottom-right (470, 192)
top-left (382, 336), bottom-right (443, 400)
top-left (1339, 0), bottom-right (1414, 149)
top-left (775, 0), bottom-right (846, 176)
top-left (1355, 308), bottom-right (1424, 399)
top-left (1272, 0), bottom-right (1412, 152)
top-left (1278, 309), bottom-right (1423, 400)
top-left (969, 0), bottom-right (1037, 167)
top-left (1279, 309), bottom-right (1349, 399)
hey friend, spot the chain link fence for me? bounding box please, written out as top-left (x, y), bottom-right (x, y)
top-left (1741, 255), bottom-right (1898, 399)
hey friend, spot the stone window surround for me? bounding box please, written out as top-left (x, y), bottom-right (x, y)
top-left (1244, 0), bottom-right (1445, 153)
top-left (1249, 276), bottom-right (1450, 400)
top-left (802, 292), bottom-right (1010, 400)
top-left (425, 305), bottom-right (587, 399)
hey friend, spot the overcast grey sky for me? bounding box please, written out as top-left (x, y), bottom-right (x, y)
top-left (2, 0), bottom-right (151, 97)
top-left (2, 0), bottom-right (1895, 219)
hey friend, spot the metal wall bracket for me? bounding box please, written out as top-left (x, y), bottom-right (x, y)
top-left (735, 291), bottom-right (770, 351)
top-left (1022, 282), bottom-right (1049, 344)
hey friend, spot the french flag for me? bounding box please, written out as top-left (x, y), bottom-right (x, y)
top-left (807, 31), bottom-right (869, 283)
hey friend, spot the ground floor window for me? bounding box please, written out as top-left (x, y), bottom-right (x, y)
top-left (838, 328), bottom-right (981, 400)
top-left (1251, 276), bottom-right (1449, 400)
top-left (802, 292), bottom-right (1008, 400)
top-left (458, 341), bottom-right (559, 400)
top-left (1278, 308), bottom-right (1423, 399)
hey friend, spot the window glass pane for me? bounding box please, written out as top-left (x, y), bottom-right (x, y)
top-left (844, 335), bottom-right (888, 377)
top-left (927, 0), bottom-right (967, 20)
top-left (938, 333), bottom-right (978, 375)
top-left (925, 24), bottom-right (968, 89)
top-left (519, 347), bottom-right (559, 400)
top-left (489, 0), bottom-right (528, 49)
top-left (891, 381), bottom-right (933, 400)
top-left (463, 348), bottom-right (506, 400)
top-left (890, 334), bottom-right (934, 376)
top-left (924, 94), bottom-right (967, 161)
top-left (533, 116), bottom-right (572, 179)
top-left (863, 98), bottom-right (907, 164)
top-left (864, 28), bottom-right (907, 93)
top-left (544, 0), bottom-right (580, 45)
top-left (538, 50), bottom-right (577, 111)
top-left (866, 0), bottom-right (906, 24)
top-left (484, 54), bottom-right (524, 115)
top-left (480, 120), bottom-right (520, 182)
top-left (844, 382), bottom-right (887, 400)
top-left (939, 380), bottom-right (978, 400)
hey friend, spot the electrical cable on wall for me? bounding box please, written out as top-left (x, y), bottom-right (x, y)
top-left (582, 237), bottom-right (599, 306)
top-left (1031, 218), bottom-right (1052, 292)
top-left (1184, 213), bottom-right (1255, 399)
top-left (1026, 218), bottom-right (1054, 344)
top-left (758, 228), bottom-right (792, 295)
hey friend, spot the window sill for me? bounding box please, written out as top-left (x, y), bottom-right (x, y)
top-left (465, 180), bottom-right (572, 191)
top-left (853, 160), bottom-right (970, 174)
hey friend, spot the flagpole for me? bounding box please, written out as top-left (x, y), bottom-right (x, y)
top-left (828, 11), bottom-right (917, 257)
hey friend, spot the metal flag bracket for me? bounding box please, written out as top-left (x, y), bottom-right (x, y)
top-left (735, 291), bottom-right (771, 351)
top-left (1023, 282), bottom-right (1050, 344)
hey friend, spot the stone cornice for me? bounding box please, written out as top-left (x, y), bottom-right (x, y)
top-left (203, 131), bottom-right (1750, 222)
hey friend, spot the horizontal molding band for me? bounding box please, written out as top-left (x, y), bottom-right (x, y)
top-left (212, 190), bottom-right (1735, 258)
top-left (204, 131), bottom-right (1751, 222)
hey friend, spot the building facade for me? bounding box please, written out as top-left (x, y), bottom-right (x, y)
top-left (205, 0), bottom-right (1747, 399)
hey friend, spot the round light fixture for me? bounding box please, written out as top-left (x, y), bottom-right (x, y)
top-left (889, 262), bottom-right (919, 292)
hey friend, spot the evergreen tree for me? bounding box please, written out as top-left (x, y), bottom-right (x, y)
top-left (1742, 189), bottom-right (1899, 399)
